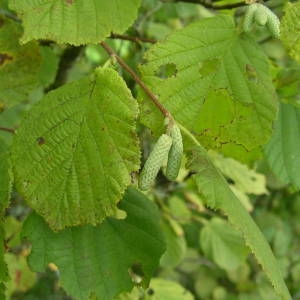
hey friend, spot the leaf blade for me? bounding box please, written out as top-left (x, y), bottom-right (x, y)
top-left (12, 68), bottom-right (140, 230)
top-left (9, 0), bottom-right (141, 45)
top-left (22, 188), bottom-right (166, 300)
top-left (185, 139), bottom-right (291, 300)
top-left (265, 102), bottom-right (300, 189)
top-left (140, 16), bottom-right (277, 161)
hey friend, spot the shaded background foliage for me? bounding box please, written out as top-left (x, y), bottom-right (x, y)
top-left (0, 0), bottom-right (300, 299)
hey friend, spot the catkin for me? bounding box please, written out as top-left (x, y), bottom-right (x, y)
top-left (166, 125), bottom-right (183, 181)
top-left (266, 10), bottom-right (280, 38)
top-left (254, 4), bottom-right (268, 26)
top-left (139, 134), bottom-right (172, 191)
top-left (243, 4), bottom-right (258, 33)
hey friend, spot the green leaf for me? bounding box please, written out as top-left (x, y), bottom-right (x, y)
top-left (209, 150), bottom-right (268, 195)
top-left (265, 103), bottom-right (300, 189)
top-left (140, 16), bottom-right (277, 161)
top-left (160, 221), bottom-right (187, 268)
top-left (146, 279), bottom-right (194, 300)
top-left (0, 226), bottom-right (7, 300)
top-left (200, 217), bottom-right (249, 271)
top-left (0, 140), bottom-right (11, 212)
top-left (117, 279), bottom-right (194, 300)
top-left (22, 188), bottom-right (166, 300)
top-left (12, 67), bottom-right (140, 231)
top-left (9, 0), bottom-right (141, 45)
top-left (38, 46), bottom-right (59, 88)
top-left (0, 17), bottom-right (42, 108)
top-left (185, 139), bottom-right (291, 299)
top-left (4, 253), bottom-right (37, 298)
top-left (280, 2), bottom-right (300, 62)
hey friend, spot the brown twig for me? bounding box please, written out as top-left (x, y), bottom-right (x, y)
top-left (0, 126), bottom-right (15, 134)
top-left (160, 0), bottom-right (246, 9)
top-left (110, 33), bottom-right (156, 44)
top-left (100, 41), bottom-right (172, 120)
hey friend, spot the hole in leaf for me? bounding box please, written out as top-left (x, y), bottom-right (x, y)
top-left (128, 263), bottom-right (145, 284)
top-left (227, 178), bottom-right (235, 185)
top-left (199, 59), bottom-right (219, 77)
top-left (245, 64), bottom-right (257, 81)
top-left (155, 63), bottom-right (177, 79)
top-left (147, 288), bottom-right (155, 295)
top-left (0, 53), bottom-right (13, 66)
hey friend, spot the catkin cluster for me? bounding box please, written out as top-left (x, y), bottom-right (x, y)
top-left (138, 124), bottom-right (183, 191)
top-left (243, 3), bottom-right (280, 38)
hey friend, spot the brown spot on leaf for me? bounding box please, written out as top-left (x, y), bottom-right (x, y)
top-left (66, 0), bottom-right (74, 4)
top-left (37, 137), bottom-right (45, 145)
top-left (0, 18), bottom-right (4, 28)
top-left (0, 53), bottom-right (13, 66)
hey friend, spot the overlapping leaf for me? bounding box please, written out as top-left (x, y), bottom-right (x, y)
top-left (12, 67), bottom-right (140, 230)
top-left (22, 188), bottom-right (166, 300)
top-left (0, 17), bottom-right (41, 108)
top-left (140, 16), bottom-right (277, 161)
top-left (280, 2), bottom-right (300, 62)
top-left (209, 150), bottom-right (268, 195)
top-left (200, 217), bottom-right (249, 271)
top-left (9, 0), bottom-right (141, 45)
top-left (160, 221), bottom-right (187, 268)
top-left (186, 142), bottom-right (291, 299)
top-left (265, 103), bottom-right (300, 189)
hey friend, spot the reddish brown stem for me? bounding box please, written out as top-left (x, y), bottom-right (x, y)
top-left (0, 126), bottom-right (15, 134)
top-left (100, 41), bottom-right (172, 120)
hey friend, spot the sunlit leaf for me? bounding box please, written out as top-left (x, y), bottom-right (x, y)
top-left (9, 0), bottom-right (142, 45)
top-left (12, 68), bottom-right (140, 230)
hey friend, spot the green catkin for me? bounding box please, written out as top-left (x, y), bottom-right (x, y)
top-left (254, 4), bottom-right (269, 26)
top-left (266, 10), bottom-right (280, 38)
top-left (243, 4), bottom-right (258, 33)
top-left (166, 125), bottom-right (183, 181)
top-left (139, 134), bottom-right (172, 191)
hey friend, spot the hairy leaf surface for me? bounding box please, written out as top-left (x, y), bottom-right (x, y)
top-left (9, 0), bottom-right (141, 45)
top-left (0, 17), bottom-right (41, 108)
top-left (281, 2), bottom-right (300, 62)
top-left (265, 103), bottom-right (300, 189)
top-left (140, 16), bottom-right (277, 160)
top-left (12, 68), bottom-right (140, 230)
top-left (186, 142), bottom-right (290, 299)
top-left (22, 188), bottom-right (166, 300)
